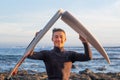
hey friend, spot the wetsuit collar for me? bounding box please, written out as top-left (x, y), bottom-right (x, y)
top-left (54, 46), bottom-right (65, 52)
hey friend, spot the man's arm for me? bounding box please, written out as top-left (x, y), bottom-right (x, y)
top-left (27, 31), bottom-right (44, 60)
top-left (27, 50), bottom-right (45, 60)
top-left (71, 35), bottom-right (92, 62)
top-left (79, 35), bottom-right (92, 60)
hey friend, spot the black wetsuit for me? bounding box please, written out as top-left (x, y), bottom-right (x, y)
top-left (27, 43), bottom-right (92, 80)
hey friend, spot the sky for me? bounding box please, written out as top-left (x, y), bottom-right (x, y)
top-left (0, 0), bottom-right (120, 47)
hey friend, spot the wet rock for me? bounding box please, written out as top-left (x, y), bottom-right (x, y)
top-left (79, 68), bottom-right (93, 74)
top-left (72, 64), bottom-right (76, 69)
top-left (96, 66), bottom-right (107, 71)
top-left (79, 69), bottom-right (100, 80)
top-left (1, 69), bottom-right (120, 80)
top-left (79, 69), bottom-right (120, 80)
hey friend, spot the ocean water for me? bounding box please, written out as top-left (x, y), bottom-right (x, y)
top-left (0, 46), bottom-right (120, 73)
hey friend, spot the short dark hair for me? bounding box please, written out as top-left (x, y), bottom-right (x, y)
top-left (52, 28), bottom-right (65, 35)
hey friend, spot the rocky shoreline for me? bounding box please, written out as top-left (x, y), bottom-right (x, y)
top-left (0, 69), bottom-right (120, 80)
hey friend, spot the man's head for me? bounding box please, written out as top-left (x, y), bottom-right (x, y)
top-left (52, 28), bottom-right (66, 48)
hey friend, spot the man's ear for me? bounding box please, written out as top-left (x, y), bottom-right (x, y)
top-left (65, 38), bottom-right (67, 42)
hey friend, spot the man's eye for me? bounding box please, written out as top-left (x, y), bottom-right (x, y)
top-left (55, 36), bottom-right (58, 38)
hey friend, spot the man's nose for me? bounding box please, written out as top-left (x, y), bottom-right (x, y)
top-left (57, 37), bottom-right (61, 41)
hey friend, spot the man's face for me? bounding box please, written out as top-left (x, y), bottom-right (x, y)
top-left (52, 31), bottom-right (66, 48)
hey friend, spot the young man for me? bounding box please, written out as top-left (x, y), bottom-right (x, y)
top-left (27, 28), bottom-right (92, 80)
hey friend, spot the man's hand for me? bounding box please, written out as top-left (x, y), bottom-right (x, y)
top-left (35, 30), bottom-right (42, 37)
top-left (79, 35), bottom-right (88, 43)
top-left (35, 32), bottom-right (39, 37)
top-left (12, 68), bottom-right (18, 76)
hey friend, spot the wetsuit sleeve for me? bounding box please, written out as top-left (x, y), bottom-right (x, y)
top-left (72, 42), bottom-right (92, 62)
top-left (27, 51), bottom-right (45, 60)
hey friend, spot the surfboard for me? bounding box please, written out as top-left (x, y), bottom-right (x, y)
top-left (7, 9), bottom-right (64, 79)
top-left (61, 11), bottom-right (111, 64)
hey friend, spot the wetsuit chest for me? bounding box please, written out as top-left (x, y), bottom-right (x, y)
top-left (43, 47), bottom-right (73, 79)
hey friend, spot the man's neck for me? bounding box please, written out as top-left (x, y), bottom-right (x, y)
top-left (54, 46), bottom-right (64, 52)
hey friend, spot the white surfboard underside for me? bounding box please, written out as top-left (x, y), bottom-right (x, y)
top-left (61, 11), bottom-right (110, 64)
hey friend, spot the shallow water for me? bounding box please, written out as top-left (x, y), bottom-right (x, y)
top-left (0, 46), bottom-right (120, 73)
